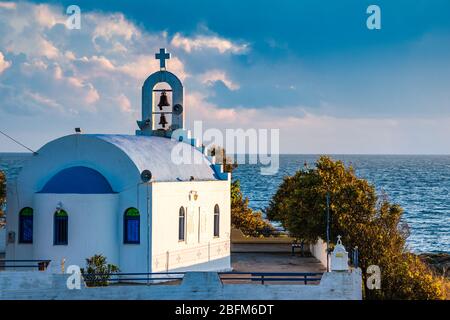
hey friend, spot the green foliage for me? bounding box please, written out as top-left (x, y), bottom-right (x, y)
top-left (81, 254), bottom-right (119, 287)
top-left (0, 170), bottom-right (5, 227)
top-left (267, 156), bottom-right (444, 300)
top-left (231, 180), bottom-right (274, 237)
top-left (54, 209), bottom-right (68, 217)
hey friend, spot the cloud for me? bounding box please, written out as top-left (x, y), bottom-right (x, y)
top-left (0, 2), bottom-right (166, 119)
top-left (0, 51), bottom-right (11, 73)
top-left (24, 90), bottom-right (62, 111)
top-left (198, 70), bottom-right (239, 90)
top-left (171, 33), bottom-right (248, 54)
top-left (184, 86), bottom-right (450, 154)
top-left (92, 13), bottom-right (140, 43)
top-left (0, 1), bottom-right (448, 155)
top-left (116, 93), bottom-right (132, 113)
top-left (34, 3), bottom-right (64, 28)
top-left (0, 1), bottom-right (16, 10)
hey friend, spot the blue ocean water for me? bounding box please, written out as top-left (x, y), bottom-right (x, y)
top-left (232, 155), bottom-right (450, 254)
top-left (1, 153), bottom-right (449, 253)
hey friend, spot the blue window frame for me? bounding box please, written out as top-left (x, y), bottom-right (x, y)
top-left (124, 208), bottom-right (140, 244)
top-left (178, 207), bottom-right (185, 241)
top-left (214, 204), bottom-right (220, 237)
top-left (54, 209), bottom-right (68, 245)
top-left (19, 207), bottom-right (33, 243)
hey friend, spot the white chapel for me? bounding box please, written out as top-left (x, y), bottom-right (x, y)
top-left (5, 49), bottom-right (231, 273)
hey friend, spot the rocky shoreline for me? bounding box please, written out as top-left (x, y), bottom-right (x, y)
top-left (419, 253), bottom-right (450, 278)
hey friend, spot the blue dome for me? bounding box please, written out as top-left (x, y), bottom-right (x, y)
top-left (40, 166), bottom-right (115, 194)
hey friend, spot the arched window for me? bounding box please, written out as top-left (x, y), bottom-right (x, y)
top-left (178, 207), bottom-right (185, 241)
top-left (19, 207), bottom-right (33, 243)
top-left (213, 204), bottom-right (220, 237)
top-left (54, 209), bottom-right (68, 245)
top-left (124, 208), bottom-right (140, 244)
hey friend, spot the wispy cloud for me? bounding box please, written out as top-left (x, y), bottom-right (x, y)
top-left (0, 1), bottom-right (16, 9)
top-left (0, 52), bottom-right (11, 74)
top-left (198, 69), bottom-right (240, 90)
top-left (0, 1), bottom-right (449, 154)
top-left (171, 33), bottom-right (248, 54)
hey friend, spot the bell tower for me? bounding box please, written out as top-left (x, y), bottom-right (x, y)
top-left (136, 48), bottom-right (185, 137)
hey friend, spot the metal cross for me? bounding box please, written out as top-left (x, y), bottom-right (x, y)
top-left (155, 48), bottom-right (171, 70)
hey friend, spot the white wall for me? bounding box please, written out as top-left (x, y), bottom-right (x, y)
top-left (33, 193), bottom-right (119, 269)
top-left (310, 238), bottom-right (329, 268)
top-left (151, 180), bottom-right (231, 272)
top-left (118, 183), bottom-right (151, 274)
top-left (5, 134), bottom-right (229, 274)
top-left (6, 135), bottom-right (141, 264)
top-left (0, 270), bottom-right (363, 300)
top-left (5, 180), bottom-right (33, 260)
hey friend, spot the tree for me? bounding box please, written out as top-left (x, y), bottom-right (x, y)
top-left (231, 180), bottom-right (274, 237)
top-left (267, 156), bottom-right (444, 299)
top-left (80, 254), bottom-right (119, 287)
top-left (0, 170), bottom-right (5, 227)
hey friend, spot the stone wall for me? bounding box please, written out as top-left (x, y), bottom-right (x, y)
top-left (0, 270), bottom-right (362, 300)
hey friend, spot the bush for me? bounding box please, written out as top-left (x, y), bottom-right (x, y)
top-left (267, 155), bottom-right (445, 299)
top-left (231, 180), bottom-right (275, 237)
top-left (81, 254), bottom-right (119, 287)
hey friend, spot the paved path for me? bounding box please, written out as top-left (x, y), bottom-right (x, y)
top-left (228, 251), bottom-right (325, 285)
top-left (231, 252), bottom-right (325, 273)
top-left (232, 243), bottom-right (297, 253)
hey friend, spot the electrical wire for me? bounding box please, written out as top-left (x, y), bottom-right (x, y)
top-left (0, 129), bottom-right (38, 154)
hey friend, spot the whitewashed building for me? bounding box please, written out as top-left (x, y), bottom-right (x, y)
top-left (5, 49), bottom-right (231, 273)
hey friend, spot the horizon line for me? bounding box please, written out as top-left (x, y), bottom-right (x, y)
top-left (1, 151), bottom-right (450, 156)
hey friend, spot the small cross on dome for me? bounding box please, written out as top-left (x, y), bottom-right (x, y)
top-left (155, 48), bottom-right (171, 70)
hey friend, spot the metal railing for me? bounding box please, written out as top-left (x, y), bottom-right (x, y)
top-left (0, 259), bottom-right (51, 271)
top-left (80, 271), bottom-right (323, 286)
top-left (82, 272), bottom-right (185, 286)
top-left (219, 272), bottom-right (323, 285)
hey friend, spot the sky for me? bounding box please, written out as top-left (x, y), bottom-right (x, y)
top-left (0, 0), bottom-right (449, 154)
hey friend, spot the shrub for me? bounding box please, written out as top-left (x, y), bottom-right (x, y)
top-left (267, 155), bottom-right (444, 299)
top-left (231, 180), bottom-right (275, 237)
top-left (81, 254), bottom-right (119, 287)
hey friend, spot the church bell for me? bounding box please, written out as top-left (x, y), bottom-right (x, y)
top-left (157, 90), bottom-right (170, 110)
top-left (158, 113), bottom-right (168, 128)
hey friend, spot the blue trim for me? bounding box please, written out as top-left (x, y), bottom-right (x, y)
top-left (54, 212), bottom-right (68, 245)
top-left (18, 208), bottom-right (33, 244)
top-left (124, 208), bottom-right (140, 244)
top-left (40, 166), bottom-right (115, 194)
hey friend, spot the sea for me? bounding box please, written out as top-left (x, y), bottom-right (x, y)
top-left (1, 153), bottom-right (449, 253)
top-left (233, 154), bottom-right (450, 254)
